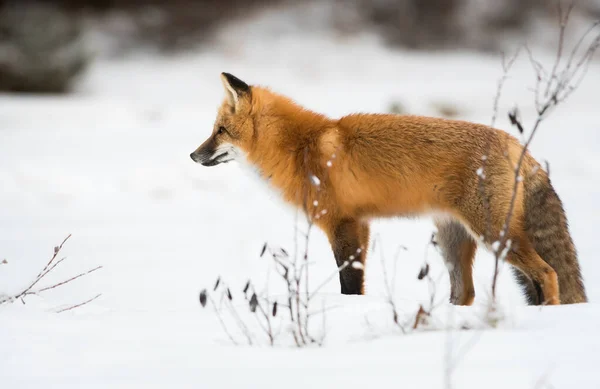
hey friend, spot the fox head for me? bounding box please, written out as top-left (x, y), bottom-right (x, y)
top-left (190, 72), bottom-right (254, 167)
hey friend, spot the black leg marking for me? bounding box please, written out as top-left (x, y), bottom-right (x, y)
top-left (330, 219), bottom-right (368, 295)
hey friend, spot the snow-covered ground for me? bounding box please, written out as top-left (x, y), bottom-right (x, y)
top-left (1, 7), bottom-right (600, 389)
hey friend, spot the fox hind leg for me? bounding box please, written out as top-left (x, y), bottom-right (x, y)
top-left (435, 219), bottom-right (477, 306)
top-left (504, 237), bottom-right (560, 305)
top-left (511, 267), bottom-right (542, 305)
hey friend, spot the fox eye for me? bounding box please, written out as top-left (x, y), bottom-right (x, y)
top-left (217, 126), bottom-right (227, 135)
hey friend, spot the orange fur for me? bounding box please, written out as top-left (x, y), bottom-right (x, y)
top-left (190, 73), bottom-right (588, 305)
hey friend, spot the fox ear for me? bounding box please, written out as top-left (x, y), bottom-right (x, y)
top-left (220, 72), bottom-right (250, 109)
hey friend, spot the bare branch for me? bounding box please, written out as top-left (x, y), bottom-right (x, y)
top-left (543, 0), bottom-right (573, 99)
top-left (56, 294), bottom-right (102, 313)
top-left (207, 292), bottom-right (240, 346)
top-left (0, 235), bottom-right (102, 310)
top-left (36, 234), bottom-right (72, 279)
top-left (36, 265), bottom-right (103, 293)
top-left (490, 47), bottom-right (522, 128)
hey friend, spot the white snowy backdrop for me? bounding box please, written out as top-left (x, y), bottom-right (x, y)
top-left (1, 2), bottom-right (600, 388)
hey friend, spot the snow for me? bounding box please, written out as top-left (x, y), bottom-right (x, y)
top-left (2, 6), bottom-right (600, 389)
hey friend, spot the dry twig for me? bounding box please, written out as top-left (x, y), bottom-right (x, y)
top-left (0, 234), bottom-right (103, 310)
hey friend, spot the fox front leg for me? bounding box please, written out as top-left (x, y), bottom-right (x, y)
top-left (327, 218), bottom-right (370, 295)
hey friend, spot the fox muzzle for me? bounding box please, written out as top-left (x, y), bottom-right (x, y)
top-left (190, 138), bottom-right (234, 167)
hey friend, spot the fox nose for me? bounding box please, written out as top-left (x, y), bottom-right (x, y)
top-left (190, 152), bottom-right (199, 162)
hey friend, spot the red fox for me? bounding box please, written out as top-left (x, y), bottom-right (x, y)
top-left (190, 72), bottom-right (587, 306)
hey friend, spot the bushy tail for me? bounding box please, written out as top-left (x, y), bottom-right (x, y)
top-left (515, 172), bottom-right (587, 305)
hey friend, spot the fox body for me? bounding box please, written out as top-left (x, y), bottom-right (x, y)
top-left (190, 73), bottom-right (587, 306)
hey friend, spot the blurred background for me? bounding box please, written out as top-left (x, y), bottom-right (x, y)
top-left (2, 0), bottom-right (600, 94)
